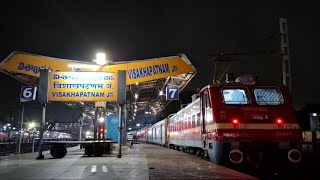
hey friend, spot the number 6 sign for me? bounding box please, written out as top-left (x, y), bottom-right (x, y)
top-left (166, 87), bottom-right (179, 100)
top-left (20, 86), bottom-right (37, 102)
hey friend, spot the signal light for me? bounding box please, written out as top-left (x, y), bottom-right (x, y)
top-left (99, 117), bottom-right (104, 123)
top-left (100, 128), bottom-right (104, 132)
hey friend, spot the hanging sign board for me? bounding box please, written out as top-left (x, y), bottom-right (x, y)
top-left (20, 86), bottom-right (37, 102)
top-left (0, 52), bottom-right (196, 86)
top-left (48, 72), bottom-right (118, 101)
top-left (166, 86), bottom-right (179, 100)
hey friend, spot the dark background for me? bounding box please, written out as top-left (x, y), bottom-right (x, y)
top-left (0, 0), bottom-right (318, 126)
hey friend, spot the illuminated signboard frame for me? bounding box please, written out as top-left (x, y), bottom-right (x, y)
top-left (48, 72), bottom-right (118, 102)
top-left (0, 52), bottom-right (196, 86)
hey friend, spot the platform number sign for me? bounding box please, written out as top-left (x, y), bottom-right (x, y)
top-left (20, 86), bottom-right (37, 102)
top-left (166, 87), bottom-right (179, 100)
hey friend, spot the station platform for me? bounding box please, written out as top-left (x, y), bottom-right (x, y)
top-left (0, 143), bottom-right (257, 180)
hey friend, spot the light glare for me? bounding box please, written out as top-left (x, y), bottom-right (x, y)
top-left (96, 52), bottom-right (106, 65)
top-left (29, 122), bottom-right (35, 128)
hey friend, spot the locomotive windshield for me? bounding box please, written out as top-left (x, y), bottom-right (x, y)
top-left (254, 87), bottom-right (284, 105)
top-left (222, 88), bottom-right (250, 105)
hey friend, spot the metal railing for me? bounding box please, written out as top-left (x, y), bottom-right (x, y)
top-left (0, 138), bottom-right (79, 156)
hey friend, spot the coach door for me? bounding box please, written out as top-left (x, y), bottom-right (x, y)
top-left (201, 89), bottom-right (210, 148)
top-left (160, 125), bottom-right (163, 144)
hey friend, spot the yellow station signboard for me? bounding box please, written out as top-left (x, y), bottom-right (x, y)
top-left (0, 52), bottom-right (196, 85)
top-left (48, 72), bottom-right (117, 101)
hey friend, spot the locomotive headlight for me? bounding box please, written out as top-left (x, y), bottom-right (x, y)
top-left (99, 117), bottom-right (104, 123)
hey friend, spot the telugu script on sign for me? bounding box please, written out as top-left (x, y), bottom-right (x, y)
top-left (48, 72), bottom-right (118, 102)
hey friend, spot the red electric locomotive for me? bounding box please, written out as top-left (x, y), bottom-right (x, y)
top-left (168, 74), bottom-right (302, 166)
top-left (136, 74), bottom-right (302, 168)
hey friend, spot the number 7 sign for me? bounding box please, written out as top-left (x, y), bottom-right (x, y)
top-left (166, 87), bottom-right (179, 100)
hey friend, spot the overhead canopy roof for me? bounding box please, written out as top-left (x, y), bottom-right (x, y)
top-left (0, 52), bottom-right (196, 126)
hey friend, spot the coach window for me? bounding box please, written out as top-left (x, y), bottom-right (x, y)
top-left (185, 118), bottom-right (188, 129)
top-left (176, 121), bottom-right (179, 131)
top-left (206, 93), bottom-right (211, 108)
top-left (192, 115), bottom-right (196, 128)
top-left (187, 117), bottom-right (191, 129)
top-left (176, 121), bottom-right (178, 131)
top-left (182, 118), bottom-right (185, 130)
top-left (181, 119), bottom-right (184, 130)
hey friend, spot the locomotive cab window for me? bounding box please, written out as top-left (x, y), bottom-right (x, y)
top-left (222, 88), bottom-right (249, 105)
top-left (254, 87), bottom-right (284, 105)
top-left (201, 90), bottom-right (211, 134)
top-left (205, 93), bottom-right (211, 108)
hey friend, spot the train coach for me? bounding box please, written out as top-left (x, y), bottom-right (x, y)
top-left (146, 119), bottom-right (167, 146)
top-left (0, 132), bottom-right (7, 141)
top-left (136, 126), bottom-right (148, 143)
top-left (134, 74), bottom-right (303, 167)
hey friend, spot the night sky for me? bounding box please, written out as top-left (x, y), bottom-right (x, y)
top-left (0, 0), bottom-right (317, 124)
